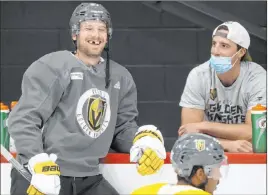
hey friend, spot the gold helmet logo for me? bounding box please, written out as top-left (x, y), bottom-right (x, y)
top-left (195, 139), bottom-right (206, 152)
top-left (88, 97), bottom-right (107, 132)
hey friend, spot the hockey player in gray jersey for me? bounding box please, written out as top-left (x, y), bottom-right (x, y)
top-left (8, 3), bottom-right (166, 195)
top-left (178, 21), bottom-right (266, 153)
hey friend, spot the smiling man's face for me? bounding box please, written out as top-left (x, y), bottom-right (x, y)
top-left (73, 20), bottom-right (108, 57)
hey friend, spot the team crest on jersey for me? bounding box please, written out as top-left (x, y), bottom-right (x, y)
top-left (76, 88), bottom-right (111, 138)
top-left (210, 88), bottom-right (217, 101)
top-left (194, 139), bottom-right (205, 152)
top-left (88, 97), bottom-right (107, 131)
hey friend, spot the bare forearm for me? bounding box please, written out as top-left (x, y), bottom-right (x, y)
top-left (202, 122), bottom-right (252, 141)
top-left (217, 138), bottom-right (231, 152)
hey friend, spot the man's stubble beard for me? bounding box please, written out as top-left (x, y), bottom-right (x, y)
top-left (79, 43), bottom-right (104, 58)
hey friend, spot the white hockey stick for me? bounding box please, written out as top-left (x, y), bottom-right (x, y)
top-left (1, 144), bottom-right (32, 182)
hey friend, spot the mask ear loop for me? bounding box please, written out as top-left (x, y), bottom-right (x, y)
top-left (231, 48), bottom-right (242, 67)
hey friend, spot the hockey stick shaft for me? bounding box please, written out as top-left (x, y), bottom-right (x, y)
top-left (1, 144), bottom-right (32, 182)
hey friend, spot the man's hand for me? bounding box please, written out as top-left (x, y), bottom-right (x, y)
top-left (27, 153), bottom-right (61, 195)
top-left (226, 140), bottom-right (253, 153)
top-left (130, 125), bottom-right (166, 176)
top-left (178, 122), bottom-right (206, 136)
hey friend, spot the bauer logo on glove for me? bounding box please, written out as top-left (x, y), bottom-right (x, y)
top-left (130, 125), bottom-right (166, 176)
top-left (27, 153), bottom-right (61, 195)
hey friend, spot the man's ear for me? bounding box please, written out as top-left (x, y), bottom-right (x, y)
top-left (72, 34), bottom-right (77, 41)
top-left (195, 168), bottom-right (207, 182)
top-left (238, 48), bottom-right (246, 58)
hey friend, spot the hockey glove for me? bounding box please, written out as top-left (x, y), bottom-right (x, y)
top-left (27, 153), bottom-right (61, 195)
top-left (130, 125), bottom-right (166, 176)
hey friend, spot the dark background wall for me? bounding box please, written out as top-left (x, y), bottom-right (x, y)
top-left (1, 1), bottom-right (266, 150)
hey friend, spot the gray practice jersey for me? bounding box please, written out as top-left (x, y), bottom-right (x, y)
top-left (179, 61), bottom-right (266, 124)
top-left (8, 50), bottom-right (139, 177)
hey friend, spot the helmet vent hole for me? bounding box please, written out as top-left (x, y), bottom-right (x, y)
top-left (79, 11), bottom-right (86, 16)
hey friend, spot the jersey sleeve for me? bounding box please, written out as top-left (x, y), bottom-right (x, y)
top-left (131, 183), bottom-right (166, 195)
top-left (179, 68), bottom-right (206, 110)
top-left (110, 72), bottom-right (139, 153)
top-left (246, 67), bottom-right (266, 110)
top-left (8, 59), bottom-right (64, 165)
top-left (174, 190), bottom-right (211, 195)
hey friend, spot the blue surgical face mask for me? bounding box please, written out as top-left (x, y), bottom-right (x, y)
top-left (209, 51), bottom-right (239, 74)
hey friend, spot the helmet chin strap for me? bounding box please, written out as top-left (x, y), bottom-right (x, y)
top-left (104, 36), bottom-right (110, 89)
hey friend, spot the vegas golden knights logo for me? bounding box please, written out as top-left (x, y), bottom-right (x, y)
top-left (210, 88), bottom-right (217, 101)
top-left (195, 139), bottom-right (205, 152)
top-left (88, 97), bottom-right (107, 132)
